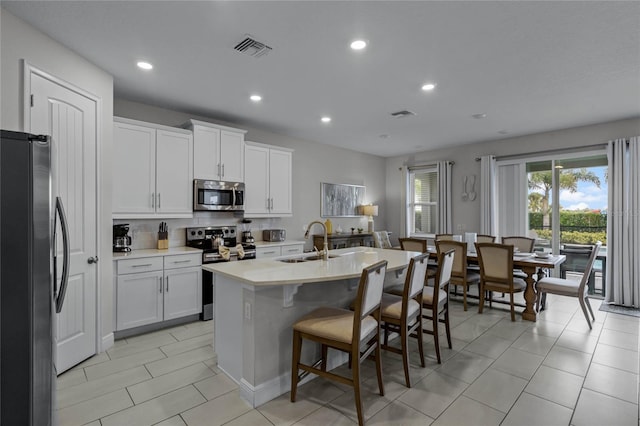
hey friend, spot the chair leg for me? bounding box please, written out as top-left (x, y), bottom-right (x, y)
top-left (585, 296), bottom-right (596, 321)
top-left (444, 304), bottom-right (452, 349)
top-left (510, 292), bottom-right (515, 322)
top-left (462, 285), bottom-right (468, 311)
top-left (432, 311), bottom-right (441, 364)
top-left (290, 331), bottom-right (301, 402)
top-left (478, 284), bottom-right (485, 313)
top-left (321, 344), bottom-right (328, 372)
top-left (578, 297), bottom-right (593, 329)
top-left (375, 338), bottom-right (385, 396)
top-left (401, 324), bottom-right (411, 388)
top-left (352, 354), bottom-right (364, 426)
top-left (536, 290), bottom-right (543, 313)
top-left (417, 316), bottom-right (426, 368)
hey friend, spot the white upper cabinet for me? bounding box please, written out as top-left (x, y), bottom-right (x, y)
top-left (113, 117), bottom-right (193, 218)
top-left (184, 119), bottom-right (246, 182)
top-left (244, 141), bottom-right (293, 218)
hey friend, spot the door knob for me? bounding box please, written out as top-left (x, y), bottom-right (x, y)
top-left (87, 256), bottom-right (99, 264)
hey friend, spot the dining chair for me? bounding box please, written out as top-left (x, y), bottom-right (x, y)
top-left (398, 237), bottom-right (427, 252)
top-left (379, 252), bottom-right (429, 387)
top-left (435, 233), bottom-right (454, 241)
top-left (475, 242), bottom-right (525, 321)
top-left (476, 234), bottom-right (496, 243)
top-left (501, 236), bottom-right (536, 280)
top-left (373, 231), bottom-right (393, 249)
top-left (290, 260), bottom-right (387, 426)
top-left (436, 240), bottom-right (480, 311)
top-left (422, 248), bottom-right (455, 363)
top-left (536, 242), bottom-right (601, 329)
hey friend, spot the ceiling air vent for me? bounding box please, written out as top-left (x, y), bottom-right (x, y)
top-left (234, 35), bottom-right (272, 58)
top-left (390, 110), bottom-right (416, 118)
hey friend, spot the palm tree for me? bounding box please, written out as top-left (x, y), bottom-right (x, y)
top-left (528, 168), bottom-right (601, 227)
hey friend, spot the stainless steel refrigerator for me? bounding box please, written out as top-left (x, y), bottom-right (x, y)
top-left (1, 130), bottom-right (70, 426)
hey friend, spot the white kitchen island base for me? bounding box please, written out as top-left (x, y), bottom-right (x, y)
top-left (205, 247), bottom-right (416, 407)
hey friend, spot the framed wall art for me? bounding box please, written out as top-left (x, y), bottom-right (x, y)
top-left (321, 183), bottom-right (365, 217)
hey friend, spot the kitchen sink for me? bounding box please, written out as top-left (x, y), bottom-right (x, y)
top-left (277, 254), bottom-right (339, 263)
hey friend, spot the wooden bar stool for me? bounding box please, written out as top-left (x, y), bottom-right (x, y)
top-left (290, 260), bottom-right (388, 426)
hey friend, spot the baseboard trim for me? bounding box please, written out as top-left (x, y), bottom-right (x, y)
top-left (101, 332), bottom-right (114, 352)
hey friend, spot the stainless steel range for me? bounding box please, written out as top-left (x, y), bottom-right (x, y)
top-left (186, 226), bottom-right (256, 320)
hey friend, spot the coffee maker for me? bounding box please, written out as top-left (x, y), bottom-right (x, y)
top-left (113, 224), bottom-right (132, 252)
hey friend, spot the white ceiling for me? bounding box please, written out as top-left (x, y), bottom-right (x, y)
top-left (4, 1), bottom-right (639, 157)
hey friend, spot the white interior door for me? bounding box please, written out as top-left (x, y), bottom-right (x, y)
top-left (29, 71), bottom-right (98, 374)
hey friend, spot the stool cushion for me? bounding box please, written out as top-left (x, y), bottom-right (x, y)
top-left (293, 307), bottom-right (377, 344)
top-left (423, 286), bottom-right (447, 306)
top-left (536, 277), bottom-right (580, 296)
top-left (380, 293), bottom-right (420, 320)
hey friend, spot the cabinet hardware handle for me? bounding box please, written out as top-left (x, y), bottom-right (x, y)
top-left (166, 277), bottom-right (169, 292)
top-left (151, 192), bottom-right (155, 208)
top-left (222, 164), bottom-right (225, 177)
top-left (217, 163), bottom-right (221, 177)
top-left (132, 263), bottom-right (153, 268)
top-left (286, 248), bottom-right (298, 252)
top-left (159, 277), bottom-right (163, 293)
top-left (87, 256), bottom-right (99, 264)
top-left (158, 193), bottom-right (161, 208)
top-left (264, 250), bottom-right (276, 254)
top-left (271, 198), bottom-right (274, 210)
top-left (172, 260), bottom-right (191, 264)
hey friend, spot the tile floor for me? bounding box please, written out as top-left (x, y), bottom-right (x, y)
top-left (56, 294), bottom-right (640, 425)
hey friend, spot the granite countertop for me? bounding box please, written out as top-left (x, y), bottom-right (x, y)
top-left (113, 246), bottom-right (202, 260)
top-left (202, 246), bottom-right (417, 286)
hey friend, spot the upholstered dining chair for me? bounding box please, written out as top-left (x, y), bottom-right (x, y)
top-left (373, 231), bottom-right (393, 249)
top-left (398, 237), bottom-right (427, 252)
top-left (536, 242), bottom-right (601, 329)
top-left (290, 260), bottom-right (387, 426)
top-left (422, 248), bottom-right (455, 363)
top-left (435, 233), bottom-right (454, 241)
top-left (436, 240), bottom-right (480, 311)
top-left (476, 234), bottom-right (496, 243)
top-left (475, 242), bottom-right (525, 321)
top-left (379, 252), bottom-right (430, 387)
top-left (501, 236), bottom-right (536, 280)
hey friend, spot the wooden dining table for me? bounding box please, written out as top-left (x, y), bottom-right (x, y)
top-left (427, 247), bottom-right (566, 322)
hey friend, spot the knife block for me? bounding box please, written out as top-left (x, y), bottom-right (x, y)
top-left (157, 231), bottom-right (169, 250)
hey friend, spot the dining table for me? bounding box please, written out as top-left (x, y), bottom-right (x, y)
top-left (427, 247), bottom-right (566, 322)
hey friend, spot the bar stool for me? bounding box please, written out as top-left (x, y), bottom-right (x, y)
top-left (379, 252), bottom-right (430, 387)
top-left (290, 260), bottom-right (387, 426)
top-left (436, 240), bottom-right (479, 311)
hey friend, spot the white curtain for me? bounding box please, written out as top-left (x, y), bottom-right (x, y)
top-left (496, 161), bottom-right (527, 240)
top-left (480, 155), bottom-right (496, 235)
top-left (606, 137), bottom-right (640, 307)
top-left (437, 161), bottom-right (452, 233)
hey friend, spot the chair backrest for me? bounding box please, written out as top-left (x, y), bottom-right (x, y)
top-left (373, 231), bottom-right (393, 249)
top-left (436, 249), bottom-right (455, 291)
top-left (399, 237), bottom-right (427, 253)
top-left (436, 240), bottom-right (467, 279)
top-left (355, 260), bottom-right (388, 320)
top-left (435, 233), bottom-right (454, 241)
top-left (576, 242), bottom-right (602, 294)
top-left (475, 242), bottom-right (514, 285)
top-left (405, 253), bottom-right (430, 299)
top-left (502, 236), bottom-right (535, 253)
top-left (476, 234), bottom-right (496, 243)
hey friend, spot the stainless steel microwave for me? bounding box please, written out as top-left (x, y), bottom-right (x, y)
top-left (193, 179), bottom-right (244, 211)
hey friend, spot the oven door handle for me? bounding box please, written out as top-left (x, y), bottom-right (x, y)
top-left (232, 187), bottom-right (236, 208)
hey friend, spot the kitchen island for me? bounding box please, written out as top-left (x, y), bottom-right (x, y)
top-left (202, 246), bottom-right (417, 407)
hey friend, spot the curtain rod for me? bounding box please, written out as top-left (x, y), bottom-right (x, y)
top-left (474, 143), bottom-right (607, 162)
top-left (404, 160), bottom-right (455, 168)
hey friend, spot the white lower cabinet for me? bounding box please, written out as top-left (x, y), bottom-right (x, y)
top-left (115, 253), bottom-right (202, 331)
top-left (256, 243), bottom-right (304, 259)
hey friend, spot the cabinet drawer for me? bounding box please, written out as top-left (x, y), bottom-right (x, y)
top-left (281, 245), bottom-right (304, 256)
top-left (117, 256), bottom-right (163, 274)
top-left (256, 247), bottom-right (281, 258)
top-left (164, 253), bottom-right (202, 270)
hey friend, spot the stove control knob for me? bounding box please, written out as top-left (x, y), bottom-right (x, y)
top-left (224, 229), bottom-right (228, 234)
top-left (190, 231), bottom-right (196, 236)
top-left (197, 230), bottom-right (203, 236)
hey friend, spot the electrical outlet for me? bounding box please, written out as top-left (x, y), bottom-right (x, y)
top-left (244, 302), bottom-right (252, 320)
top-left (457, 224), bottom-right (465, 231)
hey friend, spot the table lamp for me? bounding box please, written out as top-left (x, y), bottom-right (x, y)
top-left (362, 205), bottom-right (378, 233)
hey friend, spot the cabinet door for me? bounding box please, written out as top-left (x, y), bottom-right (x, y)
top-left (269, 149), bottom-right (292, 215)
top-left (244, 144), bottom-right (270, 215)
top-left (256, 246), bottom-right (281, 258)
top-left (220, 131), bottom-right (244, 182)
top-left (193, 125), bottom-right (220, 180)
top-left (113, 122), bottom-right (156, 214)
top-left (116, 271), bottom-right (163, 330)
top-left (156, 129), bottom-right (193, 214)
top-left (163, 266), bottom-right (202, 320)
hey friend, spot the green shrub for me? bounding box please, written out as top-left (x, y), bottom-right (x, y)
top-left (532, 229), bottom-right (606, 245)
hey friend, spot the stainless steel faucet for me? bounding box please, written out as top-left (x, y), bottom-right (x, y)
top-left (304, 220), bottom-right (329, 260)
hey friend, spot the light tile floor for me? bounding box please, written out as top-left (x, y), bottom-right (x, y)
top-left (56, 294), bottom-right (640, 425)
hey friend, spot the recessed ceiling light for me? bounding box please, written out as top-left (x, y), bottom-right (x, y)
top-left (249, 94), bottom-right (262, 102)
top-left (421, 83), bottom-right (436, 91)
top-left (498, 130), bottom-right (509, 135)
top-left (350, 40), bottom-right (367, 50)
top-left (321, 116), bottom-right (332, 123)
top-left (379, 134), bottom-right (389, 139)
top-left (472, 113), bottom-right (487, 119)
top-left (136, 61), bottom-right (153, 70)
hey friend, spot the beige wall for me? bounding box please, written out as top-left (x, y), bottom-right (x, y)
top-left (385, 117), bottom-right (640, 239)
top-left (1, 8), bottom-right (114, 348)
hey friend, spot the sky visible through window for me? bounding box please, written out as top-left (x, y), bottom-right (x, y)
top-left (560, 166), bottom-right (607, 211)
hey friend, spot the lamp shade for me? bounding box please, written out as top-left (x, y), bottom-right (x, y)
top-left (362, 205), bottom-right (378, 217)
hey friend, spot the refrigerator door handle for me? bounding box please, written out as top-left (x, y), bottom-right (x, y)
top-left (55, 196), bottom-right (71, 313)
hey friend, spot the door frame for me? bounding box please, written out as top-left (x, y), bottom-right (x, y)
top-left (22, 61), bottom-right (105, 353)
